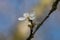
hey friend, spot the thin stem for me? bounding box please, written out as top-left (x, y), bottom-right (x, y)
top-left (27, 20), bottom-right (34, 40)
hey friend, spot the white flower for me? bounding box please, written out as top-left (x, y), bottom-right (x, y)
top-left (18, 11), bottom-right (36, 21)
top-left (23, 13), bottom-right (30, 18)
top-left (18, 17), bottom-right (26, 21)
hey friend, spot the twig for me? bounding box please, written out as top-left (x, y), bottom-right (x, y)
top-left (33, 0), bottom-right (60, 35)
top-left (27, 0), bottom-right (60, 40)
top-left (27, 20), bottom-right (34, 40)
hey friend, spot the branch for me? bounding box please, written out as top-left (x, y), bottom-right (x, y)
top-left (27, 0), bottom-right (60, 40)
top-left (33, 0), bottom-right (60, 35)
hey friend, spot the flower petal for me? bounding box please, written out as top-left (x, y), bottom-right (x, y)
top-left (30, 11), bottom-right (36, 17)
top-left (30, 14), bottom-right (35, 17)
top-left (29, 13), bottom-right (36, 20)
top-left (23, 13), bottom-right (29, 18)
top-left (30, 16), bottom-right (35, 20)
top-left (18, 17), bottom-right (26, 21)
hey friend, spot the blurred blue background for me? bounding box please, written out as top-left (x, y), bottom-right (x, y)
top-left (0, 0), bottom-right (60, 40)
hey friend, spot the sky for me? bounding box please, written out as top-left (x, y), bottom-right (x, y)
top-left (0, 0), bottom-right (60, 40)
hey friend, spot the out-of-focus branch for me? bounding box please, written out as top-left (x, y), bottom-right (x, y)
top-left (27, 0), bottom-right (60, 40)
